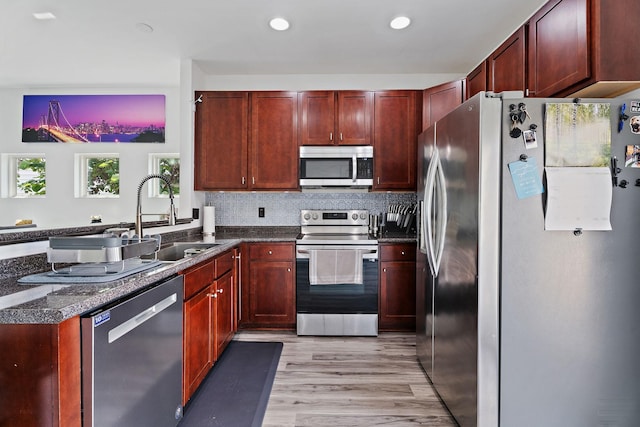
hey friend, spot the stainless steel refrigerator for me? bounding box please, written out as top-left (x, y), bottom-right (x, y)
top-left (416, 91), bottom-right (640, 427)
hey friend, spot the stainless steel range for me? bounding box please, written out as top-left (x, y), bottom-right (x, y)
top-left (296, 209), bottom-right (379, 336)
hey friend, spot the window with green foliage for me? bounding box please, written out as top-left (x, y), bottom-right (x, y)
top-left (158, 157), bottom-right (180, 196)
top-left (149, 154), bottom-right (179, 197)
top-left (16, 157), bottom-right (46, 197)
top-left (87, 157), bottom-right (119, 196)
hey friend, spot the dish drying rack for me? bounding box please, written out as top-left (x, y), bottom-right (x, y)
top-left (47, 235), bottom-right (161, 276)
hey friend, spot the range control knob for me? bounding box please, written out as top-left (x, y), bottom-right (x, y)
top-left (303, 213), bottom-right (311, 221)
top-left (352, 213), bottom-right (358, 221)
top-left (311, 212), bottom-right (319, 220)
top-left (359, 212), bottom-right (367, 220)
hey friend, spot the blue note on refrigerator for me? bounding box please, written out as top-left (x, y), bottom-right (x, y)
top-left (508, 157), bottom-right (544, 199)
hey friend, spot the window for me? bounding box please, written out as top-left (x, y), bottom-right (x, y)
top-left (149, 154), bottom-right (179, 197)
top-left (16, 157), bottom-right (46, 197)
top-left (0, 155), bottom-right (47, 198)
top-left (75, 154), bottom-right (120, 197)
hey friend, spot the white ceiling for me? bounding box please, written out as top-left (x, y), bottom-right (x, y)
top-left (1, 0), bottom-right (549, 88)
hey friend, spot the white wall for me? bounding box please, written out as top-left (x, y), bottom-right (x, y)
top-left (0, 86), bottom-right (184, 230)
top-left (199, 73), bottom-right (461, 91)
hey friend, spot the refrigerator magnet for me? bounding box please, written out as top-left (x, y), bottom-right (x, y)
top-left (624, 145), bottom-right (640, 167)
top-left (629, 116), bottom-right (640, 134)
top-left (523, 129), bottom-right (538, 149)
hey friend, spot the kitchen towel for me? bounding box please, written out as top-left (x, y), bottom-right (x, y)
top-left (203, 205), bottom-right (215, 236)
top-left (309, 249), bottom-right (364, 285)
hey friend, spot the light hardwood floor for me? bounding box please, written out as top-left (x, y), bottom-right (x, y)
top-left (233, 331), bottom-right (457, 427)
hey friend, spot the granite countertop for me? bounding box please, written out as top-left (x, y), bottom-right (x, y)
top-left (0, 226), bottom-right (413, 324)
top-left (0, 239), bottom-right (240, 324)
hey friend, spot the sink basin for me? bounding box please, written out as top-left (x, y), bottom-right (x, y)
top-left (153, 242), bottom-right (219, 262)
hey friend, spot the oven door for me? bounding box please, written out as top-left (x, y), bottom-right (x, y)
top-left (296, 244), bottom-right (378, 314)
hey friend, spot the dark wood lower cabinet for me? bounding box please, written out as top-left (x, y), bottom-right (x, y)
top-left (214, 269), bottom-right (234, 357)
top-left (0, 317), bottom-right (81, 427)
top-left (240, 242), bottom-right (296, 330)
top-left (183, 283), bottom-right (214, 404)
top-left (379, 243), bottom-right (417, 331)
top-left (182, 249), bottom-right (237, 405)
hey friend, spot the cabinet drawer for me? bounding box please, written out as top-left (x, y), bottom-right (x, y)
top-left (214, 250), bottom-right (234, 278)
top-left (380, 243), bottom-right (416, 262)
top-left (182, 260), bottom-right (214, 300)
top-left (249, 243), bottom-right (293, 261)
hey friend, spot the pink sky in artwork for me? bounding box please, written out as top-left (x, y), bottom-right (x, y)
top-left (22, 94), bottom-right (165, 128)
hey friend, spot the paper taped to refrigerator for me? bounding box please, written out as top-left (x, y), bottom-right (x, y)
top-left (508, 157), bottom-right (544, 199)
top-left (544, 167), bottom-right (612, 231)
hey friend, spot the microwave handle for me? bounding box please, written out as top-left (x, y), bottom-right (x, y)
top-left (352, 155), bottom-right (357, 182)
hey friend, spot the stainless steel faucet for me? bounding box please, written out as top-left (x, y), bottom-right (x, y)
top-left (135, 174), bottom-right (176, 238)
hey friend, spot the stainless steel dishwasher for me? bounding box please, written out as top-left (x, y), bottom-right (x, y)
top-left (81, 275), bottom-right (184, 427)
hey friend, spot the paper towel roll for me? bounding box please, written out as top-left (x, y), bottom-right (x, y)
top-left (203, 206), bottom-right (215, 236)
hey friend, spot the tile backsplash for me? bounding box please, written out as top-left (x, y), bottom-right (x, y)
top-left (205, 192), bottom-right (416, 226)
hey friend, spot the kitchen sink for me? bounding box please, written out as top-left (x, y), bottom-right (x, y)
top-left (153, 242), bottom-right (220, 262)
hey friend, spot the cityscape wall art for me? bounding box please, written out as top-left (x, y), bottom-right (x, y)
top-left (22, 94), bottom-right (166, 143)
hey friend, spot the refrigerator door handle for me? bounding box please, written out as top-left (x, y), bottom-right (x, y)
top-left (419, 200), bottom-right (427, 254)
top-left (423, 148), bottom-right (440, 276)
top-left (432, 155), bottom-right (447, 275)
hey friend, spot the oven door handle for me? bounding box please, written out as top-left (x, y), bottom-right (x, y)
top-left (296, 249), bottom-right (377, 254)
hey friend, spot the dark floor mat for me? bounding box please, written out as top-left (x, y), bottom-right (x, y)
top-left (179, 340), bottom-right (283, 427)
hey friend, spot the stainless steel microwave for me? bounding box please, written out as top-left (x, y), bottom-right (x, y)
top-left (299, 146), bottom-right (373, 189)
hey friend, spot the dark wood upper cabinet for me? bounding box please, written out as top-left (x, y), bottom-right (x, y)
top-left (466, 0), bottom-right (640, 99)
top-left (337, 91), bottom-right (373, 145)
top-left (488, 26), bottom-right (526, 94)
top-left (250, 91), bottom-right (299, 190)
top-left (373, 90), bottom-right (420, 191)
top-left (422, 80), bottom-right (464, 131)
top-left (528, 0), bottom-right (640, 97)
top-left (194, 91), bottom-right (248, 190)
top-left (527, 0), bottom-right (589, 97)
top-left (466, 61), bottom-right (487, 99)
top-left (298, 91), bottom-right (372, 145)
top-left (298, 91), bottom-right (334, 145)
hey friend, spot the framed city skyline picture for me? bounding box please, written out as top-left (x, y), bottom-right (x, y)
top-left (22, 94), bottom-right (165, 143)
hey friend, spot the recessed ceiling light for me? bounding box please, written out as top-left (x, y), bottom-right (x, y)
top-left (269, 17), bottom-right (290, 31)
top-left (390, 16), bottom-right (411, 30)
top-left (33, 12), bottom-right (56, 20)
top-left (135, 22), bottom-right (154, 33)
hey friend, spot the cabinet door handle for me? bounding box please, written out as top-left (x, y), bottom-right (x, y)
top-left (383, 268), bottom-right (387, 272)
top-left (252, 177), bottom-right (255, 185)
top-left (330, 132), bottom-right (333, 141)
top-left (401, 251), bottom-right (405, 255)
top-left (242, 177), bottom-right (245, 185)
top-left (287, 268), bottom-right (291, 272)
top-left (377, 177), bottom-right (380, 185)
top-left (340, 132), bottom-right (343, 141)
top-left (209, 293), bottom-right (217, 299)
top-left (217, 289), bottom-right (224, 294)
top-left (268, 250), bottom-right (272, 255)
